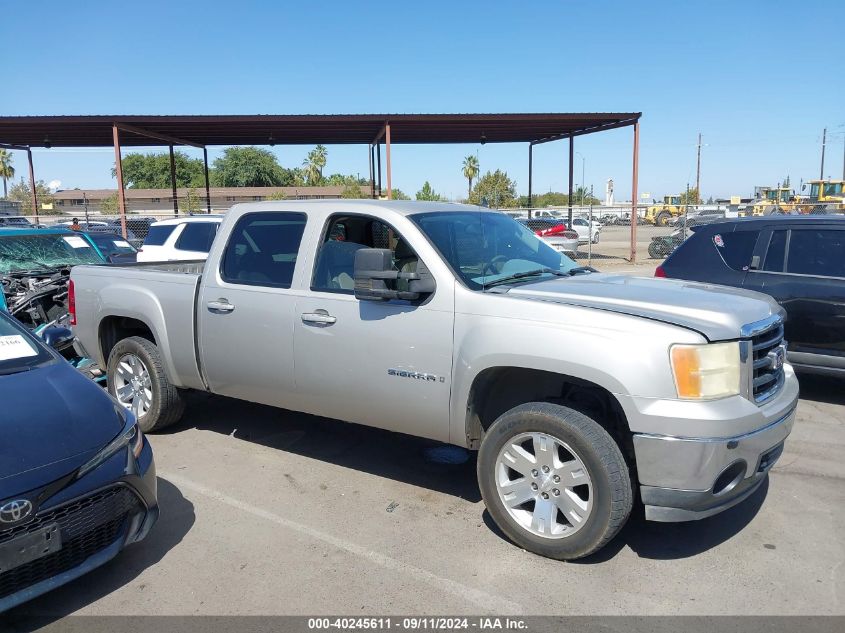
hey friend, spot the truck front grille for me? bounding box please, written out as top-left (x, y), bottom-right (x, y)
top-left (749, 321), bottom-right (785, 403)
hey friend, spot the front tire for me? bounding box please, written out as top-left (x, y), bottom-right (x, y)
top-left (107, 336), bottom-right (186, 433)
top-left (477, 403), bottom-right (632, 560)
top-left (656, 211), bottom-right (671, 226)
top-left (591, 232), bottom-right (600, 244)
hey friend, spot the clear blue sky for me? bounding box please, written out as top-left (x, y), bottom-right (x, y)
top-left (3, 0), bottom-right (843, 201)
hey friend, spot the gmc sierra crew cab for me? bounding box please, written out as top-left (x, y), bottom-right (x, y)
top-left (70, 201), bottom-right (798, 559)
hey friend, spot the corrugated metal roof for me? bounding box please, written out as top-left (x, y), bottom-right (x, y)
top-left (0, 113), bottom-right (641, 148)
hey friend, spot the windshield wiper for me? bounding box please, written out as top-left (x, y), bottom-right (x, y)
top-left (566, 266), bottom-right (597, 276)
top-left (482, 268), bottom-right (569, 290)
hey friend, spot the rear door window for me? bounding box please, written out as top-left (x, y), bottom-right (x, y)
top-left (221, 213), bottom-right (307, 288)
top-left (175, 222), bottom-right (219, 253)
top-left (713, 230), bottom-right (758, 271)
top-left (143, 224), bottom-right (177, 246)
top-left (762, 230), bottom-right (787, 272)
top-left (786, 229), bottom-right (845, 278)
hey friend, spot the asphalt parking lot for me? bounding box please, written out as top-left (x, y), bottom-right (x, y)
top-left (6, 372), bottom-right (843, 621)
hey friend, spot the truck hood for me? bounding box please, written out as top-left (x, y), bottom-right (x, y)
top-left (508, 273), bottom-right (782, 341)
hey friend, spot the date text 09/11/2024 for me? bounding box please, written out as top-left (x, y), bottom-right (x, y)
top-left (307, 617), bottom-right (528, 630)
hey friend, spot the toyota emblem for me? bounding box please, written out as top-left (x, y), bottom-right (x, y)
top-left (0, 499), bottom-right (33, 524)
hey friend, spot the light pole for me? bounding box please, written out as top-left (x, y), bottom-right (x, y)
top-left (575, 152), bottom-right (585, 207)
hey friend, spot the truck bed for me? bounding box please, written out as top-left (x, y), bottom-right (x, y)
top-left (71, 259), bottom-right (207, 391)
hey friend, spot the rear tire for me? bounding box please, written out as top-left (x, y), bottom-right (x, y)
top-left (477, 402), bottom-right (632, 560)
top-left (107, 336), bottom-right (185, 433)
top-left (648, 241), bottom-right (664, 259)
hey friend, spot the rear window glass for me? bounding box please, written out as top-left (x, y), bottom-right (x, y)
top-left (143, 225), bottom-right (177, 246)
top-left (221, 213), bottom-right (307, 288)
top-left (763, 230), bottom-right (787, 272)
top-left (787, 229), bottom-right (845, 278)
top-left (175, 222), bottom-right (219, 253)
top-left (712, 230), bottom-right (758, 271)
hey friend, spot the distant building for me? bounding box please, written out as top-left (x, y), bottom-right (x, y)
top-left (51, 185), bottom-right (369, 214)
top-left (0, 200), bottom-right (22, 215)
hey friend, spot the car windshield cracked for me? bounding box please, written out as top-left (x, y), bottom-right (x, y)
top-left (0, 233), bottom-right (103, 274)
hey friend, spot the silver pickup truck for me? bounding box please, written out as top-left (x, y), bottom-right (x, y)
top-left (70, 201), bottom-right (798, 560)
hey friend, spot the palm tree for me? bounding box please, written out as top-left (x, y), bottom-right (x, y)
top-left (0, 149), bottom-right (14, 199)
top-left (303, 145), bottom-right (327, 185)
top-left (313, 144), bottom-right (327, 179)
top-left (462, 155), bottom-right (479, 199)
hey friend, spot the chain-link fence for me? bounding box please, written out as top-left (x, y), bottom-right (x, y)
top-left (8, 199), bottom-right (844, 264)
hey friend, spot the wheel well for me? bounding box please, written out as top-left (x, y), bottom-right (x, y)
top-left (466, 367), bottom-right (635, 464)
top-left (99, 316), bottom-right (156, 363)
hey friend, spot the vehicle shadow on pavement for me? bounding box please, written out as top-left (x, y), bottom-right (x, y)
top-left (4, 478), bottom-right (195, 621)
top-left (172, 393), bottom-right (483, 502)
top-left (483, 477), bottom-right (769, 563)
top-left (795, 373), bottom-right (845, 406)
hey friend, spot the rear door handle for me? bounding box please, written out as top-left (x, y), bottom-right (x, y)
top-left (207, 299), bottom-right (235, 313)
top-left (301, 311), bottom-right (337, 326)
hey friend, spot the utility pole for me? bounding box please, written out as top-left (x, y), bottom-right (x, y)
top-left (820, 127), bottom-right (826, 180)
top-left (695, 133), bottom-right (702, 204)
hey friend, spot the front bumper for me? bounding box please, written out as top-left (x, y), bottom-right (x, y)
top-left (0, 437), bottom-right (158, 613)
top-left (628, 366), bottom-right (798, 522)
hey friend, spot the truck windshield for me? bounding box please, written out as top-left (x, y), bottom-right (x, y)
top-left (411, 211), bottom-right (578, 290)
top-left (0, 233), bottom-right (104, 273)
top-left (0, 312), bottom-right (52, 375)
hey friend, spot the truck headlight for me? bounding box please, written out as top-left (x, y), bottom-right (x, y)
top-left (670, 342), bottom-right (740, 400)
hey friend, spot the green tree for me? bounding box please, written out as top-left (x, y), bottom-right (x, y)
top-left (112, 151), bottom-right (206, 188)
top-left (390, 189), bottom-right (410, 200)
top-left (8, 179), bottom-right (56, 215)
top-left (416, 181), bottom-right (444, 201)
top-left (311, 145), bottom-right (328, 179)
top-left (0, 149), bottom-right (15, 199)
top-left (301, 146), bottom-right (327, 185)
top-left (184, 188), bottom-right (203, 213)
top-left (469, 170), bottom-right (517, 208)
top-left (212, 146), bottom-right (291, 187)
top-left (462, 155), bottom-right (479, 199)
top-left (100, 192), bottom-right (120, 213)
top-left (266, 190), bottom-right (288, 200)
top-left (679, 187), bottom-right (700, 205)
top-left (341, 181), bottom-right (367, 199)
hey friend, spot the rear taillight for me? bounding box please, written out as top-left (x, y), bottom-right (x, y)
top-left (68, 279), bottom-right (77, 325)
top-left (654, 266), bottom-right (667, 278)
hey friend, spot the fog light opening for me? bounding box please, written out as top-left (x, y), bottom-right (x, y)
top-left (712, 460), bottom-right (747, 496)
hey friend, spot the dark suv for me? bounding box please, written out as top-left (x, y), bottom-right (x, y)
top-left (657, 216), bottom-right (845, 377)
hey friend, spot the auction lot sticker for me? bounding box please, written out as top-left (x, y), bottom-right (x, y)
top-left (0, 335), bottom-right (39, 361)
top-left (63, 235), bottom-right (90, 248)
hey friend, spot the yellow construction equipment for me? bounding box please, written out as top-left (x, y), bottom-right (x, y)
top-left (645, 195), bottom-right (688, 226)
top-left (800, 180), bottom-right (845, 211)
top-left (747, 186), bottom-right (796, 216)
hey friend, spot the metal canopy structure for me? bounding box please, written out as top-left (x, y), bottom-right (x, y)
top-left (0, 113), bottom-right (639, 147)
top-left (0, 112), bottom-right (643, 259)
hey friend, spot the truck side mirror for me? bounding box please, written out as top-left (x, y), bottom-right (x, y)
top-left (353, 248), bottom-right (434, 302)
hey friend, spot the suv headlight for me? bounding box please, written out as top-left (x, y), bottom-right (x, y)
top-left (76, 410), bottom-right (144, 479)
top-left (670, 342), bottom-right (740, 400)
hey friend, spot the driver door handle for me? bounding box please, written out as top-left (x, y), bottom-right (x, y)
top-left (207, 299), bottom-right (235, 313)
top-left (301, 311), bottom-right (337, 326)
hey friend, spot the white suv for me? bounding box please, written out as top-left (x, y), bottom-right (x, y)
top-left (137, 216), bottom-right (223, 262)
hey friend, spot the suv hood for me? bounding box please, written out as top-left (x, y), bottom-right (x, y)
top-left (508, 273), bottom-right (782, 341)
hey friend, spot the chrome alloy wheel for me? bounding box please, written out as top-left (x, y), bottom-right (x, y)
top-left (495, 432), bottom-right (593, 539)
top-left (113, 353), bottom-right (153, 418)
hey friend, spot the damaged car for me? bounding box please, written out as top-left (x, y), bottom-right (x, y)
top-left (0, 227), bottom-right (107, 379)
